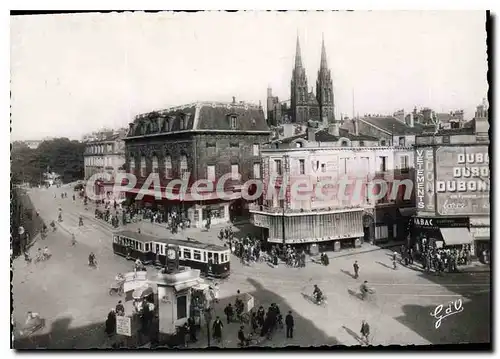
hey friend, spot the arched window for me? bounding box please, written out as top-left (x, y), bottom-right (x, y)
top-left (152, 155), bottom-right (159, 173)
top-left (359, 141), bottom-right (365, 147)
top-left (164, 155), bottom-right (172, 178)
top-left (341, 140), bottom-right (349, 147)
top-left (295, 142), bottom-right (303, 148)
top-left (140, 156), bottom-right (146, 177)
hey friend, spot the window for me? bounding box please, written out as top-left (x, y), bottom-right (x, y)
top-left (180, 155), bottom-right (189, 179)
top-left (193, 250), bottom-right (201, 261)
top-left (253, 163), bottom-right (261, 179)
top-left (164, 155), bottom-right (173, 178)
top-left (140, 157), bottom-right (146, 177)
top-left (275, 160), bottom-right (282, 175)
top-left (443, 136), bottom-right (450, 144)
top-left (359, 141), bottom-right (365, 147)
top-left (145, 243), bottom-right (150, 252)
top-left (152, 156), bottom-right (159, 173)
top-left (379, 156), bottom-right (388, 172)
top-left (183, 249), bottom-right (191, 259)
top-left (400, 155), bottom-right (409, 173)
top-left (341, 140), bottom-right (349, 147)
top-left (339, 158), bottom-right (347, 174)
top-left (214, 253), bottom-right (219, 264)
top-left (179, 117), bottom-right (185, 130)
top-left (177, 295), bottom-right (187, 320)
top-left (399, 137), bottom-right (405, 146)
top-left (380, 140), bottom-right (386, 146)
top-left (207, 165), bottom-right (216, 181)
top-left (230, 116), bottom-right (237, 129)
top-left (207, 142), bottom-right (216, 148)
top-left (299, 159), bottom-right (305, 175)
top-left (203, 252), bottom-right (207, 262)
top-left (230, 142), bottom-right (239, 148)
top-left (253, 144), bottom-right (260, 156)
top-left (231, 164), bottom-right (239, 177)
top-left (321, 163), bottom-right (326, 173)
top-left (295, 142), bottom-right (303, 148)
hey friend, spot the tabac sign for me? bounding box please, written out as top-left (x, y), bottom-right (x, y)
top-left (435, 146), bottom-right (490, 216)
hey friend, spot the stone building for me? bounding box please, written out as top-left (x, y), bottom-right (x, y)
top-left (83, 129), bottom-right (127, 181)
top-left (412, 100), bottom-right (490, 261)
top-left (124, 99), bottom-right (271, 228)
top-left (249, 120), bottom-right (415, 252)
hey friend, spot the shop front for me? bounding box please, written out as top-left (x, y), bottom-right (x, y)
top-left (411, 216), bottom-right (473, 254)
top-left (470, 226), bottom-right (490, 263)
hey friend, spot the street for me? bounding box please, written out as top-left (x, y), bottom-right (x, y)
top-left (12, 185), bottom-right (491, 348)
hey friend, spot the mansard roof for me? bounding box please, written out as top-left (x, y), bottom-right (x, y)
top-left (126, 101), bottom-right (270, 139)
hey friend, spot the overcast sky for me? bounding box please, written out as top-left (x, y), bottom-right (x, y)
top-left (10, 11), bottom-right (487, 141)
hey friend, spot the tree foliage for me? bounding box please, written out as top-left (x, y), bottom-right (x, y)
top-left (11, 138), bottom-right (85, 184)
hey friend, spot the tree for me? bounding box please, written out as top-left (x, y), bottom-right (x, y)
top-left (11, 138), bottom-right (85, 185)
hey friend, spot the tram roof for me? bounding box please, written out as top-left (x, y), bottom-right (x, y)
top-left (113, 230), bottom-right (227, 252)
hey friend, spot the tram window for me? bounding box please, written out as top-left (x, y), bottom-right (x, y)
top-left (145, 243), bottom-right (150, 252)
top-left (203, 252), bottom-right (207, 262)
top-left (139, 243), bottom-right (143, 251)
top-left (178, 250), bottom-right (182, 258)
top-left (214, 253), bottom-right (219, 264)
top-left (193, 250), bottom-right (201, 261)
top-left (183, 249), bottom-right (192, 259)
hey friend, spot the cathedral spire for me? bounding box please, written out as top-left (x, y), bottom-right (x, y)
top-left (320, 33), bottom-right (328, 69)
top-left (295, 34), bottom-right (303, 68)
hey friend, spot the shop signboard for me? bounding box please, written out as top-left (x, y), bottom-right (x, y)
top-left (435, 146), bottom-right (490, 216)
top-left (116, 315), bottom-right (132, 336)
top-left (252, 214), bottom-right (269, 228)
top-left (415, 147), bottom-right (435, 213)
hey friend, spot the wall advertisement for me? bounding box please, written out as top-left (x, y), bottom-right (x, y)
top-left (415, 147), bottom-right (435, 213)
top-left (435, 146), bottom-right (490, 216)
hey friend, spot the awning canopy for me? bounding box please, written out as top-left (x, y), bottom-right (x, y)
top-left (440, 227), bottom-right (474, 246)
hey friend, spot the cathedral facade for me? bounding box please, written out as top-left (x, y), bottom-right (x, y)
top-left (267, 35), bottom-right (335, 126)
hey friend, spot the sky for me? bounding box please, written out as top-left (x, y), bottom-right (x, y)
top-left (10, 11), bottom-right (488, 141)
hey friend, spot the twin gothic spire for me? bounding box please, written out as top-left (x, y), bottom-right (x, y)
top-left (294, 33), bottom-right (329, 71)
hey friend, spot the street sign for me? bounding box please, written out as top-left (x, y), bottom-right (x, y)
top-left (116, 315), bottom-right (132, 336)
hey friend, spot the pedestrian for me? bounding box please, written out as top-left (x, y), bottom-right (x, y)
top-left (105, 309), bottom-right (116, 337)
top-left (115, 301), bottom-right (125, 316)
top-left (360, 320), bottom-right (370, 345)
top-left (212, 316), bottom-right (224, 343)
top-left (251, 312), bottom-right (259, 334)
top-left (353, 260), bottom-right (359, 279)
top-left (285, 311), bottom-right (294, 339)
top-left (224, 304), bottom-right (234, 324)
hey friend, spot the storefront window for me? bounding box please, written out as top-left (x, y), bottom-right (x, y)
top-left (183, 249), bottom-right (192, 259)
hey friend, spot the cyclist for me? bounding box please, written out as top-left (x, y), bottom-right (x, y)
top-left (313, 284), bottom-right (323, 303)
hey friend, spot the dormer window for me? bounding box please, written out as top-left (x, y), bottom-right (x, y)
top-left (179, 116), bottom-right (185, 130)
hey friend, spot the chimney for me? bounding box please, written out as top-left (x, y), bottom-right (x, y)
top-left (232, 96), bottom-right (236, 104)
top-left (328, 122), bottom-right (340, 137)
top-left (352, 119), bottom-right (359, 135)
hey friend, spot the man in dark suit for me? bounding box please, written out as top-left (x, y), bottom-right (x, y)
top-left (285, 311), bottom-right (294, 338)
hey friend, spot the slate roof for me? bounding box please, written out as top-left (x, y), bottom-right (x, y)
top-left (359, 116), bottom-right (429, 135)
top-left (127, 101), bottom-right (269, 138)
top-left (271, 127), bottom-right (379, 144)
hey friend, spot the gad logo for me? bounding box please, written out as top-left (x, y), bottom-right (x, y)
top-left (430, 298), bottom-right (464, 329)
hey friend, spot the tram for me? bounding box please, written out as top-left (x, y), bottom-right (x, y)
top-left (112, 230), bottom-right (231, 278)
